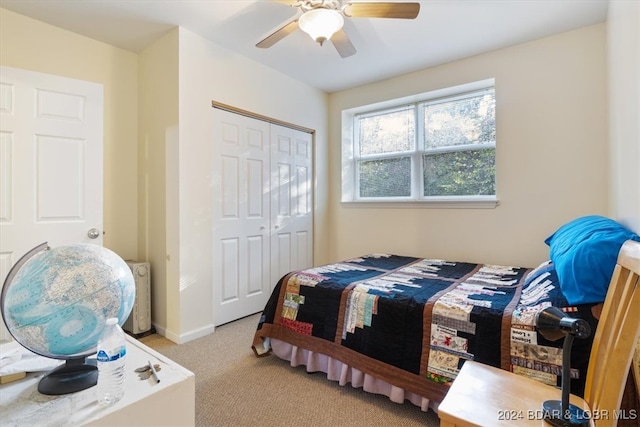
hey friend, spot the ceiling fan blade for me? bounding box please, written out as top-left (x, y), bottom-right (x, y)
top-left (256, 20), bottom-right (299, 48)
top-left (344, 2), bottom-right (420, 19)
top-left (331, 29), bottom-right (356, 58)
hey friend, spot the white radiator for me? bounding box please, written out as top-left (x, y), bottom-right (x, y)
top-left (123, 261), bottom-right (152, 335)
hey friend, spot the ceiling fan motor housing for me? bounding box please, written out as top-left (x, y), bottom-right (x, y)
top-left (298, 0), bottom-right (343, 14)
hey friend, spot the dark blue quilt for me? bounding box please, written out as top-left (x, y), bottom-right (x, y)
top-left (253, 254), bottom-right (597, 402)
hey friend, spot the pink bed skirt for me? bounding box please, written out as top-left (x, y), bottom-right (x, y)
top-left (270, 338), bottom-right (438, 413)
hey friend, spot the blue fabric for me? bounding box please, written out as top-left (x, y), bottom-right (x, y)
top-left (544, 215), bottom-right (640, 305)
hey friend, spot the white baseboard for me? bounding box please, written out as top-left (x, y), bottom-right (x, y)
top-left (151, 322), bottom-right (215, 344)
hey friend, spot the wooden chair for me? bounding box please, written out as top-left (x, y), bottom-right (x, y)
top-left (438, 239), bottom-right (640, 427)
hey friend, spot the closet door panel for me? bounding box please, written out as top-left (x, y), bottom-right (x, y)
top-left (220, 238), bottom-right (240, 303)
top-left (213, 109), bottom-right (270, 325)
top-left (270, 125), bottom-right (313, 285)
top-left (295, 230), bottom-right (311, 272)
top-left (221, 156), bottom-right (239, 218)
top-left (274, 232), bottom-right (292, 285)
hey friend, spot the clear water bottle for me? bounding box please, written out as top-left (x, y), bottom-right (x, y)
top-left (96, 317), bottom-right (127, 405)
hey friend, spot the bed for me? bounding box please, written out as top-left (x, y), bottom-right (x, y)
top-left (251, 215), bottom-right (640, 412)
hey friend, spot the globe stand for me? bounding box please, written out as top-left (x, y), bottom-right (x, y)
top-left (38, 356), bottom-right (98, 395)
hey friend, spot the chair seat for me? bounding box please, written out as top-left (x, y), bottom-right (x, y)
top-left (438, 360), bottom-right (594, 427)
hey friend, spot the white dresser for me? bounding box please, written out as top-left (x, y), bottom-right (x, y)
top-left (0, 336), bottom-right (195, 426)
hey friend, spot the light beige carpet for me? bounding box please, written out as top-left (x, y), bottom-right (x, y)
top-left (139, 313), bottom-right (440, 427)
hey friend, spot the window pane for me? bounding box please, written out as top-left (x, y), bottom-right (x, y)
top-left (423, 149), bottom-right (495, 196)
top-left (359, 157), bottom-right (411, 197)
top-left (358, 107), bottom-right (414, 155)
top-left (423, 92), bottom-right (495, 149)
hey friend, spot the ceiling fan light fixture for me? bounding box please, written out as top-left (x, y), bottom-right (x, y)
top-left (298, 8), bottom-right (344, 46)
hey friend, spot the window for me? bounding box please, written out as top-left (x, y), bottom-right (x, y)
top-left (342, 80), bottom-right (498, 208)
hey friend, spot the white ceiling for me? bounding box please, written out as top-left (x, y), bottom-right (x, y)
top-left (0, 0), bottom-right (609, 93)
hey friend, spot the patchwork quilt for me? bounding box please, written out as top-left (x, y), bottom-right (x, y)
top-left (252, 254), bottom-right (597, 403)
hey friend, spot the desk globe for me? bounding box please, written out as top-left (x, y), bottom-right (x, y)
top-left (1, 242), bottom-right (135, 395)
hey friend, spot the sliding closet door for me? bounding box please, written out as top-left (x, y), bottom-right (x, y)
top-left (270, 125), bottom-right (313, 285)
top-left (212, 109), bottom-right (271, 326)
top-left (212, 109), bottom-right (313, 326)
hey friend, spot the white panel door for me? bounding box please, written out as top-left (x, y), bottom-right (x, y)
top-left (212, 109), bottom-right (271, 326)
top-left (0, 66), bottom-right (103, 340)
top-left (270, 124), bottom-right (313, 285)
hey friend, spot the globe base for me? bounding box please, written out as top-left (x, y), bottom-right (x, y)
top-left (38, 357), bottom-right (98, 395)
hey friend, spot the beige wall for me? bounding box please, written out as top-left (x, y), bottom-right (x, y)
top-left (137, 29), bottom-right (179, 338)
top-left (0, 9), bottom-right (139, 261)
top-left (328, 24), bottom-right (608, 268)
top-left (608, 1), bottom-right (640, 234)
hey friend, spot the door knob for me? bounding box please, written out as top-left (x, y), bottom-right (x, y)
top-left (87, 228), bottom-right (101, 239)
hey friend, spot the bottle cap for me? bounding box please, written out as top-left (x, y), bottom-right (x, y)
top-left (106, 318), bottom-right (118, 325)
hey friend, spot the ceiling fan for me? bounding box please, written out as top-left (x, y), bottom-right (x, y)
top-left (256, 0), bottom-right (420, 58)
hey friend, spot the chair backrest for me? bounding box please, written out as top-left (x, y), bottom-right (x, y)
top-left (584, 239), bottom-right (640, 426)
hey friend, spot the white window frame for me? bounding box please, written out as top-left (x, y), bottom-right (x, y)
top-left (341, 79), bottom-right (499, 209)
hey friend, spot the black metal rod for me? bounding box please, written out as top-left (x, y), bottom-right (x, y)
top-left (561, 333), bottom-right (575, 420)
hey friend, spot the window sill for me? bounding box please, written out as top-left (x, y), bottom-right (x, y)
top-left (342, 197), bottom-right (499, 209)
